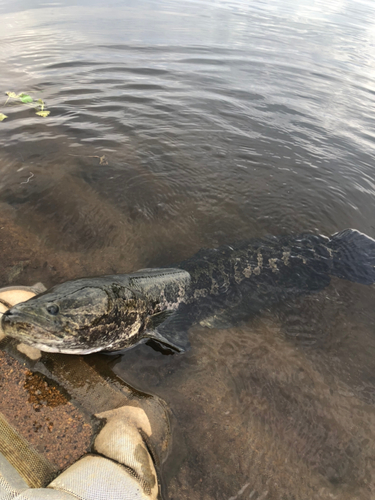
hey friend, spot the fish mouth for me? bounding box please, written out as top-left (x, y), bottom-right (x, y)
top-left (0, 309), bottom-right (99, 354)
top-left (2, 310), bottom-right (33, 335)
top-left (1, 309), bottom-right (67, 349)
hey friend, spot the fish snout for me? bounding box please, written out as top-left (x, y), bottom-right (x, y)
top-left (2, 307), bottom-right (17, 323)
top-left (1, 307), bottom-right (29, 329)
top-left (2, 305), bottom-right (23, 318)
top-left (1, 309), bottom-right (10, 331)
top-left (1, 306), bottom-right (58, 347)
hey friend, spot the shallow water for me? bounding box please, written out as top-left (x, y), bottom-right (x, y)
top-left (1, 0), bottom-right (375, 498)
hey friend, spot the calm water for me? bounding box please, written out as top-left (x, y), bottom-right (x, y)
top-left (1, 0), bottom-right (375, 498)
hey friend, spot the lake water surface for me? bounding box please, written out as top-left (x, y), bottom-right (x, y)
top-left (1, 0), bottom-right (375, 498)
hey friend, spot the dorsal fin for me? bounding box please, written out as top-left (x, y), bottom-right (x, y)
top-left (127, 268), bottom-right (191, 299)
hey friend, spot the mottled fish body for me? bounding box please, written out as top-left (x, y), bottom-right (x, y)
top-left (1, 269), bottom-right (191, 354)
top-left (2, 229), bottom-right (375, 354)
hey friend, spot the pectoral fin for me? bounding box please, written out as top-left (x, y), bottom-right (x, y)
top-left (144, 310), bottom-right (191, 353)
top-left (147, 310), bottom-right (175, 330)
top-left (144, 330), bottom-right (185, 353)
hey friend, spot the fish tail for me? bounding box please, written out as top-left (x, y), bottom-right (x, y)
top-left (329, 229), bottom-right (375, 285)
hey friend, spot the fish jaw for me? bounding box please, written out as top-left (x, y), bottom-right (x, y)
top-left (1, 306), bottom-right (141, 355)
top-left (1, 304), bottom-right (136, 355)
top-left (1, 306), bottom-right (79, 352)
top-left (29, 342), bottom-right (106, 355)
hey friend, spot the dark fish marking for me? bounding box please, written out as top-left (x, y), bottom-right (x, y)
top-left (2, 229), bottom-right (375, 354)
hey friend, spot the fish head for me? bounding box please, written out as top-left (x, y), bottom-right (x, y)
top-left (0, 278), bottom-right (143, 354)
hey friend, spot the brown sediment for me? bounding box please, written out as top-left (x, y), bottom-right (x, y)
top-left (0, 350), bottom-right (93, 470)
top-left (24, 371), bottom-right (69, 410)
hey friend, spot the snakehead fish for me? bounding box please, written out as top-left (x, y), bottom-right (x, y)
top-left (2, 229), bottom-right (375, 354)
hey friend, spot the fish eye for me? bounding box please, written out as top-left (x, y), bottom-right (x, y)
top-left (46, 304), bottom-right (59, 315)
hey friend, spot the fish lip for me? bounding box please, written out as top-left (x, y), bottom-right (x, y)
top-left (1, 311), bottom-right (67, 346)
top-left (31, 343), bottom-right (104, 355)
top-left (4, 329), bottom-right (67, 350)
top-left (1, 312), bottom-right (31, 332)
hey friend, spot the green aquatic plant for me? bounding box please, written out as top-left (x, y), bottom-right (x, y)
top-left (2, 91), bottom-right (50, 119)
top-left (5, 91), bottom-right (33, 104)
top-left (35, 98), bottom-right (50, 117)
top-left (19, 93), bottom-right (33, 104)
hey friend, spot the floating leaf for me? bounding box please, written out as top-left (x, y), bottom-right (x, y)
top-left (5, 91), bottom-right (51, 116)
top-left (0, 113), bottom-right (8, 121)
top-left (37, 98), bottom-right (45, 110)
top-left (36, 110), bottom-right (50, 117)
top-left (19, 93), bottom-right (33, 104)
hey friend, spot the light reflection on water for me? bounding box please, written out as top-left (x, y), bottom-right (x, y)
top-left (1, 0), bottom-right (375, 498)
